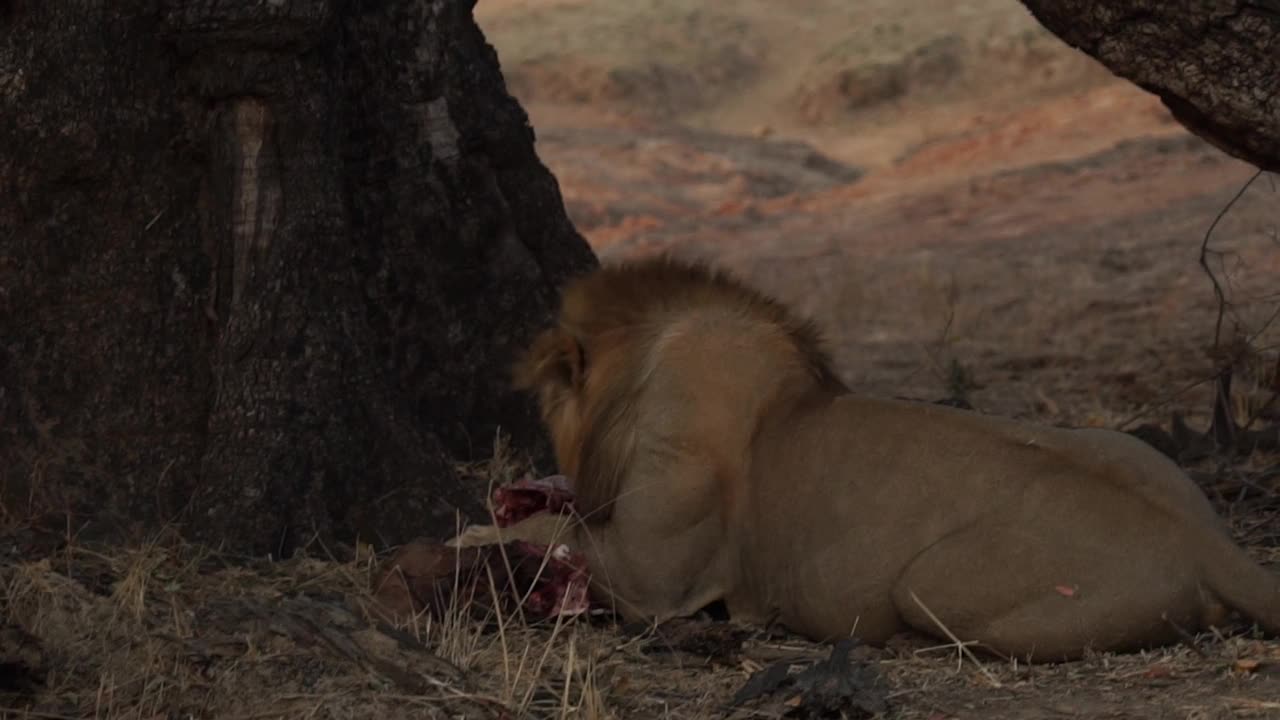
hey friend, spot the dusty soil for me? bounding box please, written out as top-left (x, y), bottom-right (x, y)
top-left (5, 1), bottom-right (1280, 718)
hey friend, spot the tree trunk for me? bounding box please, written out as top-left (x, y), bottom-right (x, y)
top-left (1018, 0), bottom-right (1280, 172)
top-left (0, 0), bottom-right (596, 556)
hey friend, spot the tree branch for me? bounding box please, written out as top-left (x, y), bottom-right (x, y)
top-left (1019, 0), bottom-right (1280, 171)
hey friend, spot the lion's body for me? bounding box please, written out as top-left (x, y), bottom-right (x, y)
top-left (456, 257), bottom-right (1280, 660)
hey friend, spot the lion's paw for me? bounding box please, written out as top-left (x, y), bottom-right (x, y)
top-left (445, 523), bottom-right (507, 549)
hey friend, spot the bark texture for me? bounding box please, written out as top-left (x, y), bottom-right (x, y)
top-left (0, 0), bottom-right (596, 555)
top-left (1018, 0), bottom-right (1280, 172)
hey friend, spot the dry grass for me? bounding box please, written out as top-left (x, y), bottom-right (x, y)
top-left (4, 446), bottom-right (1280, 719)
top-left (0, 519), bottom-right (619, 719)
top-left (0, 436), bottom-right (618, 719)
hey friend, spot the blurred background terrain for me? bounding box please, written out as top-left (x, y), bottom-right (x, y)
top-left (477, 0), bottom-right (1279, 427)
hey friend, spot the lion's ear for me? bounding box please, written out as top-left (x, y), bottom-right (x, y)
top-left (513, 326), bottom-right (586, 391)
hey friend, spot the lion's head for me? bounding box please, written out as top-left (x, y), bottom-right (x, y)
top-left (513, 324), bottom-right (589, 480)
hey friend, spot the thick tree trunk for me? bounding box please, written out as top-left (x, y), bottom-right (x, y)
top-left (1018, 0), bottom-right (1280, 172)
top-left (0, 0), bottom-right (596, 555)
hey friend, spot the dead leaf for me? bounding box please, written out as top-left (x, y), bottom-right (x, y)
top-left (729, 638), bottom-right (888, 718)
top-left (1233, 658), bottom-right (1262, 674)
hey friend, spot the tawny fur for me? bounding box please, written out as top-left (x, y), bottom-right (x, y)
top-left (457, 256), bottom-right (1280, 661)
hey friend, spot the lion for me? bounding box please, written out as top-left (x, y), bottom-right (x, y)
top-left (452, 256), bottom-right (1280, 661)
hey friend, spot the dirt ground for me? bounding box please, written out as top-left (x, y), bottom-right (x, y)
top-left (5, 0), bottom-right (1280, 718)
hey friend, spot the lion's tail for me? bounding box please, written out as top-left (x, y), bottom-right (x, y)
top-left (1202, 531), bottom-right (1280, 636)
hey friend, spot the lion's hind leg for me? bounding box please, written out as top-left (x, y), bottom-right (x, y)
top-left (887, 524), bottom-right (1201, 661)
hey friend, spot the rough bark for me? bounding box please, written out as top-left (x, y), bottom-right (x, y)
top-left (0, 0), bottom-right (596, 555)
top-left (1018, 0), bottom-right (1280, 172)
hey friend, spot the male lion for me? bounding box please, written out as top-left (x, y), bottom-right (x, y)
top-left (453, 257), bottom-right (1280, 660)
